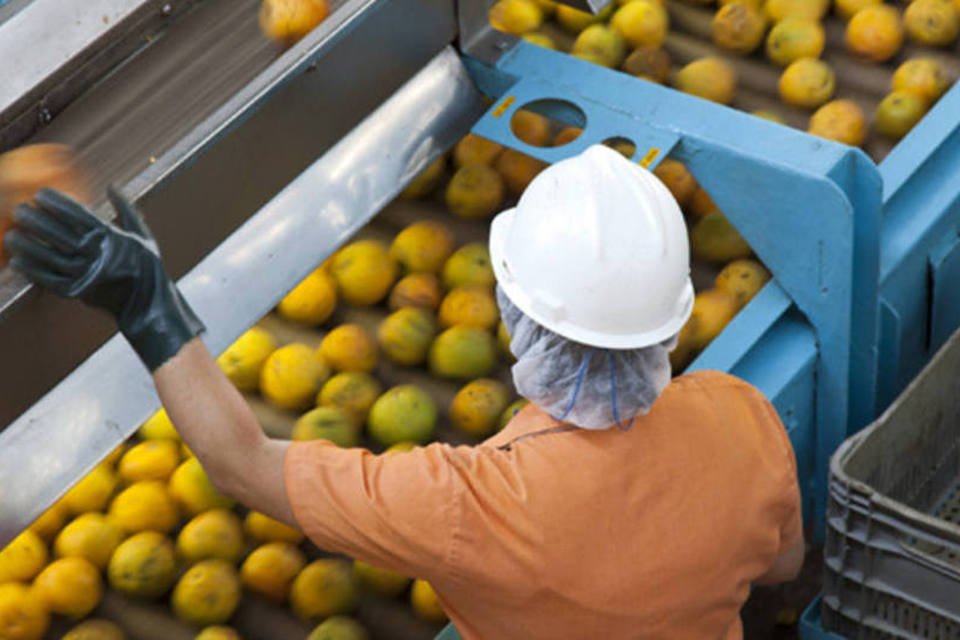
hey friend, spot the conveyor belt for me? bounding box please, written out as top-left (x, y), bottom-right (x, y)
top-left (30, 0), bottom-right (281, 198)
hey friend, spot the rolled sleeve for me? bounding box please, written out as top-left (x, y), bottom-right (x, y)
top-left (284, 440), bottom-right (462, 581)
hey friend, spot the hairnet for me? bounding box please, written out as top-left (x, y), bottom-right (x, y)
top-left (497, 286), bottom-right (675, 430)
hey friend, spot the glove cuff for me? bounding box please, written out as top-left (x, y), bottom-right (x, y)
top-left (123, 283), bottom-right (205, 371)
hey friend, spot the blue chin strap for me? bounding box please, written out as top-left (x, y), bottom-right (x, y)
top-left (608, 350), bottom-right (636, 432)
top-left (555, 350), bottom-right (591, 423)
top-left (553, 349), bottom-right (636, 431)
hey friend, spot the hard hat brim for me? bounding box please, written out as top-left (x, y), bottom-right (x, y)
top-left (489, 208), bottom-right (696, 350)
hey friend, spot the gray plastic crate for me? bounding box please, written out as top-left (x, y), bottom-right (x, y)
top-left (822, 328), bottom-right (960, 638)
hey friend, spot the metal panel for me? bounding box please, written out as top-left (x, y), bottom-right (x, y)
top-left (0, 0), bottom-right (457, 428)
top-left (0, 47), bottom-right (486, 545)
top-left (0, 0), bottom-right (204, 150)
top-left (929, 233), bottom-right (960, 353)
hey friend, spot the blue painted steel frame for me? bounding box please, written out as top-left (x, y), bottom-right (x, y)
top-left (875, 87), bottom-right (960, 413)
top-left (463, 42), bottom-right (882, 534)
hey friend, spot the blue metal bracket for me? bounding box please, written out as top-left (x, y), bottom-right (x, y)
top-left (876, 85), bottom-right (960, 411)
top-left (472, 79), bottom-right (680, 169)
top-left (463, 42), bottom-right (883, 534)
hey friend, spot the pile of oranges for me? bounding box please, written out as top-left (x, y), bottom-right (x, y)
top-left (487, 0), bottom-right (957, 148)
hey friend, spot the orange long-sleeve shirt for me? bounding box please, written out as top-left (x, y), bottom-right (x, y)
top-left (284, 370), bottom-right (802, 639)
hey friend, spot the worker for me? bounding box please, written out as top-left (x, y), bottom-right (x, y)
top-left (5, 144), bottom-right (803, 639)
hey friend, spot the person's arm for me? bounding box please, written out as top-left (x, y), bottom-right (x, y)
top-left (4, 188), bottom-right (293, 525)
top-left (153, 338), bottom-right (295, 526)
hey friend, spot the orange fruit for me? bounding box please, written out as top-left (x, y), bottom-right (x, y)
top-left (244, 511), bottom-right (304, 545)
top-left (445, 164), bottom-right (505, 220)
top-left (572, 25), bottom-right (627, 68)
top-left (118, 439), bottom-right (180, 484)
top-left (494, 149), bottom-right (547, 196)
top-left (317, 371), bottom-right (383, 426)
top-left (367, 385), bottom-right (438, 446)
top-left (62, 464), bottom-right (118, 515)
top-left (0, 583), bottom-right (48, 640)
top-left (752, 110), bottom-right (786, 123)
top-left (33, 557), bottom-right (102, 619)
top-left (377, 307), bottom-right (439, 366)
top-left (217, 326), bottom-right (278, 392)
top-left (0, 530), bottom-right (47, 583)
top-left (410, 579), bottom-right (447, 623)
top-left (510, 110), bottom-right (552, 147)
top-left (712, 2), bottom-right (767, 54)
top-left (688, 186), bottom-right (718, 219)
top-left (290, 559), bottom-right (360, 621)
top-left (400, 155), bottom-right (445, 200)
top-left (522, 32), bottom-right (557, 49)
top-left (846, 5), bottom-right (903, 62)
top-left (808, 99), bottom-right (867, 146)
top-left (674, 57), bottom-right (737, 104)
top-left (714, 259), bottom-right (771, 309)
top-left (875, 91), bottom-right (928, 139)
top-left (429, 326), bottom-right (498, 380)
top-left (307, 617), bottom-right (369, 640)
top-left (388, 272), bottom-right (443, 311)
top-left (689, 289), bottom-right (741, 350)
top-left (108, 480), bottom-right (179, 535)
top-left (691, 211), bottom-right (752, 263)
top-left (277, 268), bottom-right (338, 326)
top-left (319, 324), bottom-right (378, 373)
top-left (107, 531), bottom-right (177, 599)
top-left (652, 159), bottom-right (696, 208)
top-left (138, 408), bottom-right (179, 441)
top-left (330, 240), bottom-right (398, 306)
top-left (0, 144), bottom-right (90, 263)
top-left (450, 379), bottom-right (512, 438)
top-left (261, 343), bottom-right (331, 410)
top-left (500, 398), bottom-right (530, 430)
top-left (442, 243), bottom-right (496, 290)
top-left (904, 0), bottom-right (959, 46)
top-left (765, 0), bottom-right (828, 21)
top-left (610, 0), bottom-right (669, 48)
top-left (621, 46), bottom-right (673, 83)
top-left (553, 126), bottom-right (583, 147)
top-left (168, 457), bottom-right (235, 517)
top-left (438, 286), bottom-right (499, 330)
top-left (488, 0), bottom-right (543, 35)
top-left (176, 509), bottom-right (245, 564)
top-left (292, 406), bottom-right (359, 447)
top-left (63, 619), bottom-right (125, 640)
top-left (766, 17), bottom-right (825, 67)
top-left (835, 0), bottom-right (881, 20)
top-left (29, 502), bottom-right (68, 543)
top-left (259, 0), bottom-right (330, 45)
top-left (353, 560), bottom-right (409, 597)
top-left (555, 4), bottom-right (610, 33)
top-left (172, 560), bottom-right (241, 627)
top-left (892, 58), bottom-right (950, 104)
top-left (390, 221), bottom-right (456, 275)
top-left (778, 58), bottom-right (835, 109)
top-left (453, 135), bottom-right (503, 168)
top-left (241, 542), bottom-right (306, 604)
top-left (54, 513), bottom-right (123, 570)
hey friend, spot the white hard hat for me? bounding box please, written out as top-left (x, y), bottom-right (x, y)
top-left (489, 144), bottom-right (694, 350)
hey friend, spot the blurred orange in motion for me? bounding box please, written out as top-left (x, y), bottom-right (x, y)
top-left (0, 144), bottom-right (90, 264)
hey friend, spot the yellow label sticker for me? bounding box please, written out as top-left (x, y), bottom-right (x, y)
top-left (639, 148), bottom-right (661, 168)
top-left (492, 96), bottom-right (516, 118)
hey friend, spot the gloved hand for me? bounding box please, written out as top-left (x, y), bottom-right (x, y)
top-left (3, 188), bottom-right (204, 371)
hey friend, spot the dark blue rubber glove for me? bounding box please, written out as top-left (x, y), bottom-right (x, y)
top-left (4, 188), bottom-right (204, 371)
